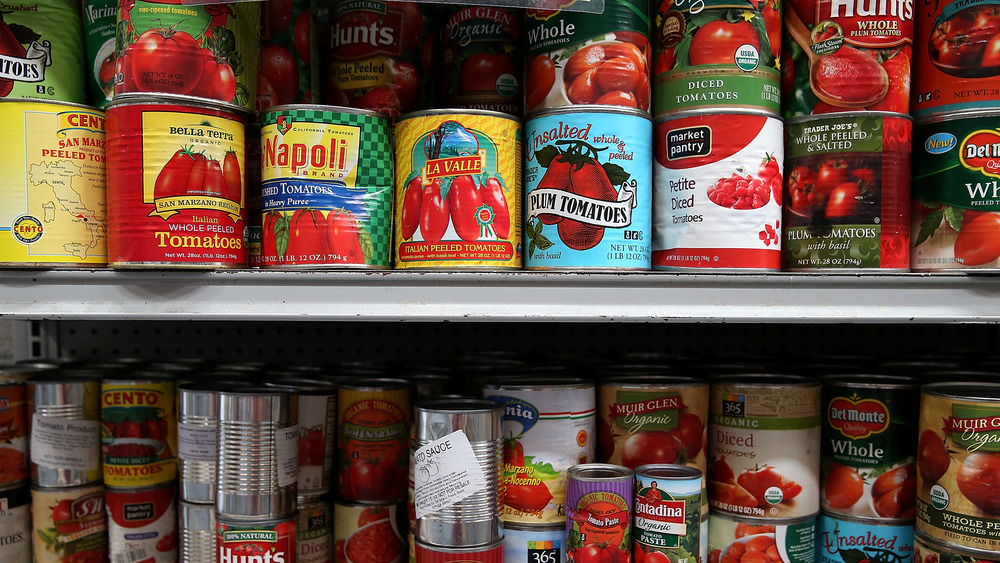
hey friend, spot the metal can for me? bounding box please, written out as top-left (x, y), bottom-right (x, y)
top-left (393, 109), bottom-right (522, 270)
top-left (298, 497), bottom-right (333, 563)
top-left (0, 378), bottom-right (28, 485)
top-left (783, 113), bottom-right (913, 271)
top-left (0, 100), bottom-right (107, 267)
top-left (708, 375), bottom-right (821, 519)
top-left (816, 511), bottom-right (914, 563)
top-left (259, 0), bottom-right (312, 110)
top-left (502, 523), bottom-right (566, 563)
top-left (415, 538), bottom-right (505, 563)
top-left (706, 512), bottom-right (817, 563)
top-left (264, 377), bottom-right (337, 498)
top-left (82, 0), bottom-right (118, 108)
top-left (101, 372), bottom-right (178, 488)
top-left (217, 513), bottom-right (298, 563)
top-left (179, 500), bottom-right (216, 563)
top-left (333, 499), bottom-right (407, 563)
top-left (821, 375), bottom-right (919, 520)
top-left (30, 483), bottom-right (108, 563)
top-left (178, 381), bottom-right (225, 504)
top-left (634, 464), bottom-right (702, 563)
top-left (566, 463), bottom-right (634, 563)
top-left (259, 104), bottom-right (394, 269)
top-left (440, 6), bottom-right (522, 116)
top-left (652, 110), bottom-right (783, 270)
top-left (524, 106), bottom-right (652, 270)
top-left (106, 483), bottom-right (178, 563)
top-left (914, 530), bottom-right (1000, 563)
top-left (106, 94), bottom-right (251, 269)
top-left (0, 0), bottom-right (86, 103)
top-left (0, 483), bottom-right (32, 561)
top-left (27, 374), bottom-right (102, 487)
top-left (483, 377), bottom-right (596, 525)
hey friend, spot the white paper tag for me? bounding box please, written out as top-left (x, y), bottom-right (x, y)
top-left (275, 424), bottom-right (299, 488)
top-left (413, 430), bottom-right (487, 520)
top-left (177, 423), bottom-right (217, 462)
top-left (29, 414), bottom-right (100, 471)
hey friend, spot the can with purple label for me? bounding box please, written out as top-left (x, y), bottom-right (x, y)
top-left (566, 464), bottom-right (634, 563)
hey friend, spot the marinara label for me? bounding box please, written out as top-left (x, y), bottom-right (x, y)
top-left (101, 380), bottom-right (178, 487)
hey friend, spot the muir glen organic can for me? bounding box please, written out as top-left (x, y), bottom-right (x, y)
top-left (0, 0), bottom-right (86, 103)
top-left (101, 372), bottom-right (178, 488)
top-left (440, 6), bottom-right (522, 116)
top-left (706, 512), bottom-right (817, 563)
top-left (217, 514), bottom-right (297, 563)
top-left (915, 531), bottom-right (1000, 563)
top-left (333, 500), bottom-right (407, 563)
top-left (106, 484), bottom-right (178, 563)
top-left (31, 483), bottom-right (108, 563)
top-left (633, 464), bottom-right (702, 563)
top-left (0, 484), bottom-right (32, 561)
top-left (0, 378), bottom-right (28, 486)
top-left (566, 464), bottom-right (634, 563)
top-left (502, 523), bottom-right (567, 563)
top-left (28, 374), bottom-right (102, 487)
top-left (179, 500), bottom-right (215, 563)
top-left (815, 512), bottom-right (913, 563)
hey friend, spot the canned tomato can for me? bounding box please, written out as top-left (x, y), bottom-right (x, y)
top-left (0, 100), bottom-right (107, 267)
top-left (651, 110), bottom-right (783, 270)
top-left (105, 94), bottom-right (250, 268)
top-left (483, 378), bottom-right (596, 525)
top-left (259, 104), bottom-right (394, 269)
top-left (264, 377), bottom-right (337, 498)
top-left (0, 1), bottom-right (86, 103)
top-left (394, 109), bottom-right (522, 269)
top-left (706, 512), bottom-right (817, 563)
top-left (115, 0), bottom-right (261, 111)
top-left (82, 0), bottom-right (118, 108)
top-left (0, 378), bottom-right (28, 485)
top-left (333, 499), bottom-right (407, 563)
top-left (101, 372), bottom-right (178, 488)
top-left (524, 0), bottom-right (651, 114)
top-left (816, 511), bottom-right (913, 563)
top-left (783, 112), bottom-right (912, 271)
top-left (440, 6), bottom-right (522, 116)
top-left (566, 463), bottom-right (634, 563)
top-left (30, 483), bottom-right (108, 563)
top-left (524, 106), bottom-right (652, 269)
top-left (179, 500), bottom-right (215, 563)
top-left (337, 378), bottom-right (412, 502)
top-left (0, 483), bottom-right (32, 561)
top-left (178, 381), bottom-right (227, 504)
top-left (708, 375), bottom-right (821, 519)
top-left (634, 464), bottom-right (702, 563)
top-left (27, 374), bottom-right (102, 487)
top-left (297, 497), bottom-right (333, 563)
top-left (259, 0), bottom-right (312, 110)
top-left (502, 522), bottom-right (566, 563)
top-left (106, 483), bottom-right (178, 563)
top-left (914, 530), bottom-right (1000, 563)
top-left (821, 375), bottom-right (919, 520)
top-left (217, 513), bottom-right (298, 563)
top-left (415, 538), bottom-right (505, 563)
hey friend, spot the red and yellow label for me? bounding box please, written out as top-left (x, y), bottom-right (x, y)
top-left (217, 517), bottom-right (296, 563)
top-left (0, 381), bottom-right (28, 485)
top-left (337, 388), bottom-right (411, 503)
top-left (31, 484), bottom-right (108, 563)
top-left (101, 379), bottom-right (177, 487)
top-left (261, 120), bottom-right (361, 182)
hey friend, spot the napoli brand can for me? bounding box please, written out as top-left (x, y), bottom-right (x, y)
top-left (566, 464), bottom-right (634, 563)
top-left (28, 374), bottom-right (102, 487)
top-left (783, 113), bottom-right (913, 271)
top-left (0, 484), bottom-right (32, 561)
top-left (260, 105), bottom-right (394, 268)
top-left (333, 500), bottom-right (407, 563)
top-left (106, 483), bottom-right (178, 563)
top-left (415, 538), bottom-right (505, 563)
top-left (394, 109), bottom-right (522, 269)
top-left (264, 378), bottom-right (337, 498)
top-left (217, 513), bottom-right (297, 563)
top-left (0, 0), bottom-right (86, 103)
top-left (297, 497), bottom-right (332, 563)
top-left (101, 372), bottom-right (178, 488)
top-left (634, 464), bottom-right (702, 563)
top-left (652, 110), bottom-right (783, 270)
top-left (706, 512), bottom-right (817, 563)
top-left (0, 378), bottom-right (28, 485)
top-left (0, 100), bottom-right (107, 267)
top-left (82, 0), bottom-right (117, 108)
top-left (914, 531), bottom-right (1000, 563)
top-left (106, 95), bottom-right (250, 268)
top-left (31, 483), bottom-right (108, 563)
top-left (503, 523), bottom-right (566, 563)
top-left (179, 500), bottom-right (216, 563)
top-left (440, 6), bottom-right (522, 116)
top-left (178, 382), bottom-right (223, 504)
top-left (816, 512), bottom-right (914, 563)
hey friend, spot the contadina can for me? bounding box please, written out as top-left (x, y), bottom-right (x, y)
top-left (0, 100), bottom-right (107, 267)
top-left (101, 372), bottom-right (178, 488)
top-left (0, 0), bottom-right (86, 103)
top-left (27, 373), bottom-right (102, 487)
top-left (31, 483), bottom-right (108, 563)
top-left (106, 483), bottom-right (178, 563)
top-left (260, 105), bottom-right (394, 269)
top-left (783, 113), bottom-right (913, 271)
top-left (502, 523), bottom-right (567, 563)
top-left (297, 497), bottom-right (333, 563)
top-left (217, 514), bottom-right (297, 563)
top-left (333, 499), bottom-right (407, 563)
top-left (393, 109), bottom-right (522, 269)
top-left (0, 484), bottom-right (32, 561)
top-left (180, 500), bottom-right (215, 563)
top-left (634, 464), bottom-right (703, 563)
top-left (524, 107), bottom-right (652, 269)
top-left (707, 512), bottom-right (817, 563)
top-left (0, 378), bottom-right (28, 485)
top-left (652, 110), bottom-right (783, 270)
top-left (566, 464), bottom-right (634, 563)
top-left (816, 512), bottom-right (914, 563)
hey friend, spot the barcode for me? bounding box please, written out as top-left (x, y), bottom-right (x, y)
top-left (112, 548), bottom-right (150, 563)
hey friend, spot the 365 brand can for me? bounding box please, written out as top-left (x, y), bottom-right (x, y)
top-left (815, 512), bottom-right (914, 563)
top-left (106, 483), bottom-right (178, 563)
top-left (31, 483), bottom-right (108, 563)
top-left (297, 497), bottom-right (333, 563)
top-left (0, 0), bottom-right (87, 103)
top-left (502, 523), bottom-right (566, 563)
top-left (0, 378), bottom-right (28, 485)
top-left (634, 464), bottom-right (702, 563)
top-left (28, 374), bottom-right (102, 487)
top-left (179, 500), bottom-right (216, 563)
top-left (440, 6), bottom-right (522, 116)
top-left (565, 464), bottom-right (634, 563)
top-left (333, 500), bottom-right (407, 563)
top-left (706, 512), bottom-right (817, 563)
top-left (217, 514), bottom-right (297, 563)
top-left (0, 484), bottom-right (32, 561)
top-left (101, 372), bottom-right (178, 488)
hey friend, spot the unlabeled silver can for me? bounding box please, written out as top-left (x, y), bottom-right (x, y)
top-left (27, 373), bottom-right (102, 487)
top-left (178, 382), bottom-right (224, 504)
top-left (179, 500), bottom-right (215, 563)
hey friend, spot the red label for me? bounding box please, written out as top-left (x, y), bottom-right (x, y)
top-left (414, 542), bottom-right (503, 563)
top-left (217, 518), bottom-right (297, 563)
top-left (568, 491), bottom-right (631, 552)
top-left (828, 396), bottom-right (890, 439)
top-left (961, 130), bottom-right (1000, 178)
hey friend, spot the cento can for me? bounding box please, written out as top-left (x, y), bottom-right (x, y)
top-left (440, 6), bottom-right (522, 116)
top-left (259, 104), bottom-right (394, 269)
top-left (502, 523), bottom-right (566, 563)
top-left (333, 499), bottom-right (407, 563)
top-left (0, 378), bottom-right (28, 485)
top-left (706, 512), bottom-right (817, 563)
top-left (651, 110), bottom-right (783, 270)
top-left (524, 107), bottom-right (652, 270)
top-left (483, 378), bottom-right (596, 525)
top-left (30, 483), bottom-right (108, 563)
top-left (0, 0), bottom-right (86, 103)
top-left (565, 464), bottom-right (634, 563)
top-left (178, 381), bottom-right (225, 504)
top-left (259, 0), bottom-right (312, 110)
top-left (264, 378), bottom-right (337, 498)
top-left (101, 372), bottom-right (178, 488)
top-left (394, 109), bottom-right (522, 269)
top-left (816, 512), bottom-right (914, 563)
top-left (415, 538), bottom-right (505, 563)
top-left (106, 483), bottom-right (178, 563)
top-left (914, 531), bottom-right (1000, 563)
top-left (821, 375), bottom-right (919, 520)
top-left (82, 0), bottom-right (118, 108)
top-left (105, 95), bottom-right (250, 268)
top-left (217, 513), bottom-right (298, 563)
top-left (27, 374), bottom-right (102, 487)
top-left (634, 464), bottom-right (702, 563)
top-left (783, 113), bottom-right (913, 271)
top-left (0, 100), bottom-right (107, 267)
top-left (708, 375), bottom-right (821, 519)
top-left (179, 500), bottom-right (216, 563)
top-left (297, 497), bottom-right (333, 563)
top-left (0, 483), bottom-right (32, 561)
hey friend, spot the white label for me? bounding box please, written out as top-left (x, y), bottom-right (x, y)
top-left (177, 423), bottom-right (217, 462)
top-left (30, 414), bottom-right (100, 471)
top-left (0, 501), bottom-right (31, 562)
top-left (276, 424), bottom-right (299, 488)
top-left (413, 430), bottom-right (487, 520)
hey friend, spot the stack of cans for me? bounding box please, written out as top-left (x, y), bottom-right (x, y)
top-left (0, 367), bottom-right (36, 560)
top-left (177, 381), bottom-right (225, 563)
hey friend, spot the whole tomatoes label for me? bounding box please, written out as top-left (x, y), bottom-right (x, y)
top-left (337, 392), bottom-right (411, 502)
top-left (441, 6), bottom-right (522, 116)
top-left (101, 381), bottom-right (178, 487)
top-left (31, 485), bottom-right (108, 563)
top-left (0, 383), bottom-right (28, 486)
top-left (106, 485), bottom-right (177, 563)
top-left (566, 487), bottom-right (633, 561)
top-left (707, 513), bottom-right (817, 563)
top-left (217, 517), bottom-right (297, 563)
top-left (634, 471), bottom-right (701, 563)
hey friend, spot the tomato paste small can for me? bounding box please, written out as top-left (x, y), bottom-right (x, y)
top-left (30, 482), bottom-right (109, 563)
top-left (0, 0), bottom-right (86, 103)
top-left (652, 110), bottom-right (783, 270)
top-left (82, 0), bottom-right (118, 108)
top-left (816, 511), bottom-right (914, 563)
top-left (101, 372), bottom-right (178, 488)
top-left (0, 378), bottom-right (28, 486)
top-left (0, 100), bottom-right (107, 267)
top-left (0, 483), bottom-right (32, 561)
top-left (565, 463), bottom-right (634, 563)
top-left (106, 483), bottom-right (179, 563)
top-left (27, 374), bottom-right (103, 487)
top-left (634, 464), bottom-right (702, 563)
top-left (115, 0), bottom-right (261, 112)
top-left (914, 530), bottom-right (1000, 563)
top-left (264, 377), bottom-right (337, 498)
top-left (708, 375), bottom-right (821, 519)
top-left (783, 112), bottom-right (913, 270)
top-left (483, 377), bottom-right (596, 525)
top-left (502, 522), bottom-right (567, 563)
top-left (706, 512), bottom-right (817, 563)
top-left (394, 109), bottom-right (522, 269)
top-left (297, 496), bottom-right (333, 563)
top-left (415, 538), bottom-right (505, 563)
top-left (179, 500), bottom-right (216, 563)
top-left (178, 381), bottom-right (228, 504)
top-left (259, 0), bottom-right (313, 111)
top-left (821, 374), bottom-right (920, 520)
top-left (333, 499), bottom-right (407, 563)
top-left (217, 513), bottom-right (298, 563)
top-left (440, 6), bottom-right (522, 116)
top-left (259, 104), bottom-right (394, 269)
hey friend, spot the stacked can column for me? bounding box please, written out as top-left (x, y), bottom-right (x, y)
top-left (0, 368), bottom-right (34, 560)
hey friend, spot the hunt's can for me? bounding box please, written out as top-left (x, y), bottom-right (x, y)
top-left (179, 500), bottom-right (216, 563)
top-left (0, 378), bottom-right (28, 486)
top-left (914, 531), bottom-right (1000, 563)
top-left (502, 523), bottom-right (567, 563)
top-left (297, 497), bottom-right (333, 563)
top-left (27, 374), bottom-right (102, 487)
top-left (259, 104), bottom-right (394, 269)
top-left (0, 100), bottom-right (107, 267)
top-left (524, 106), bottom-right (652, 270)
top-left (333, 500), bottom-right (407, 563)
top-left (82, 0), bottom-right (118, 108)
top-left (264, 378), bottom-right (337, 498)
top-left (0, 483), bottom-right (32, 561)
top-left (217, 513), bottom-right (298, 563)
top-left (101, 372), bottom-right (178, 488)
top-left (783, 113), bottom-right (913, 271)
top-left (0, 0), bottom-right (86, 103)
top-left (652, 110), bottom-right (783, 270)
top-left (178, 381), bottom-right (224, 504)
top-left (440, 6), bottom-right (522, 116)
top-left (815, 512), bottom-right (913, 563)
top-left (30, 483), bottom-right (108, 563)
top-left (106, 94), bottom-right (250, 269)
top-left (415, 538), bottom-right (505, 563)
top-left (566, 464), bottom-right (634, 563)
top-left (706, 512), bottom-right (817, 563)
top-left (259, 0), bottom-right (312, 110)
top-left (393, 109), bottom-right (522, 269)
top-left (106, 483), bottom-right (178, 563)
top-left (634, 464), bottom-right (702, 563)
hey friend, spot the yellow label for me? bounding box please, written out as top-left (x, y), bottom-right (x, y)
top-left (261, 120), bottom-right (362, 183)
top-left (101, 380), bottom-right (178, 488)
top-left (333, 57), bottom-right (394, 90)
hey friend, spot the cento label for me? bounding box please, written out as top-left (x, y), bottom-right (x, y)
top-left (101, 381), bottom-right (177, 487)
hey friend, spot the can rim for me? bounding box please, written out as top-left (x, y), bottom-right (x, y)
top-left (415, 397), bottom-right (501, 413)
top-left (634, 463), bottom-right (703, 480)
top-left (921, 381), bottom-right (1000, 401)
top-left (0, 98), bottom-right (101, 113)
top-left (107, 92), bottom-right (253, 118)
top-left (483, 376), bottom-right (593, 390)
top-left (262, 103), bottom-right (389, 121)
top-left (567, 463), bottom-right (634, 481)
top-left (337, 377), bottom-right (412, 391)
top-left (711, 374), bottom-right (820, 386)
top-left (821, 373), bottom-right (921, 388)
top-left (397, 108), bottom-right (523, 125)
top-left (655, 107), bottom-right (781, 123)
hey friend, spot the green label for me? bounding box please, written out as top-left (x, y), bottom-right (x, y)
top-left (653, 69), bottom-right (779, 114)
top-left (948, 404), bottom-right (1000, 452)
top-left (917, 498), bottom-right (1000, 547)
top-left (4, 0), bottom-right (86, 104)
top-left (712, 413), bottom-right (821, 431)
top-left (821, 386), bottom-right (918, 468)
top-left (786, 116), bottom-right (888, 158)
top-left (783, 520), bottom-right (817, 563)
top-left (914, 120), bottom-right (1000, 211)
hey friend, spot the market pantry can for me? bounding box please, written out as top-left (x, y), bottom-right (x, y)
top-left (333, 499), bottom-right (407, 563)
top-left (260, 105), bottom-right (394, 268)
top-left (815, 512), bottom-right (914, 563)
top-left (106, 483), bottom-right (178, 563)
top-left (633, 464), bottom-right (702, 563)
top-left (0, 100), bottom-right (107, 267)
top-left (31, 483), bottom-right (108, 563)
top-left (101, 372), bottom-right (178, 488)
top-left (106, 94), bottom-right (250, 268)
top-left (0, 483), bottom-right (31, 561)
top-left (28, 374), bottom-right (102, 488)
top-left (565, 464), bottom-right (634, 563)
top-left (0, 378), bottom-right (28, 485)
top-left (524, 107), bottom-right (652, 269)
top-left (706, 512), bottom-right (817, 563)
top-left (394, 109), bottom-right (522, 269)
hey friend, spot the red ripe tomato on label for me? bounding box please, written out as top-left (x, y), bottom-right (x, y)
top-left (261, 43), bottom-right (299, 105)
top-left (419, 181), bottom-right (449, 243)
top-left (328, 209), bottom-right (364, 264)
top-left (131, 28), bottom-right (205, 95)
top-left (460, 52), bottom-right (517, 93)
top-left (689, 20), bottom-right (760, 66)
top-left (447, 175), bottom-right (485, 241)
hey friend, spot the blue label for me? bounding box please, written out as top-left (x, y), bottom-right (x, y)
top-left (924, 133), bottom-right (957, 155)
top-left (815, 513), bottom-right (914, 563)
top-left (261, 179), bottom-right (369, 221)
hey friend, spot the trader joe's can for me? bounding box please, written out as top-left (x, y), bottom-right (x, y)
top-left (565, 464), bottom-right (634, 563)
top-left (815, 512), bottom-right (913, 563)
top-left (707, 512), bottom-right (817, 563)
top-left (440, 6), bottom-right (522, 116)
top-left (652, 111), bottom-right (783, 270)
top-left (31, 483), bottom-right (108, 563)
top-left (0, 0), bottom-right (86, 103)
top-left (634, 464), bottom-right (702, 563)
top-left (101, 373), bottom-right (178, 488)
top-left (783, 113), bottom-right (913, 271)
top-left (394, 110), bottom-right (522, 269)
top-left (28, 374), bottom-right (102, 487)
top-left (0, 484), bottom-right (31, 561)
top-left (524, 107), bottom-right (652, 270)
top-left (0, 101), bottom-right (107, 267)
top-left (0, 379), bottom-right (28, 485)
top-left (260, 105), bottom-right (394, 268)
top-left (333, 500), bottom-right (407, 563)
top-left (217, 514), bottom-right (297, 563)
top-left (106, 484), bottom-right (178, 563)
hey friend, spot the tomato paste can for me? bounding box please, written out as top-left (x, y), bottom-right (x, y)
top-left (915, 382), bottom-right (1000, 555)
top-left (706, 512), bottom-right (817, 563)
top-left (264, 377), bottom-right (337, 498)
top-left (415, 538), bottom-right (505, 563)
top-left (259, 104), bottom-right (394, 269)
top-left (82, 0), bottom-right (118, 108)
top-left (333, 499), bottom-right (407, 563)
top-left (0, 0), bottom-right (86, 103)
top-left (820, 374), bottom-right (919, 520)
top-left (783, 112), bottom-right (913, 270)
top-left (523, 106), bottom-right (652, 269)
top-left (259, 0), bottom-right (313, 111)
top-left (0, 100), bottom-right (107, 267)
top-left (179, 500), bottom-right (216, 563)
top-left (30, 483), bottom-right (108, 563)
top-left (651, 110), bottom-right (783, 270)
top-left (337, 378), bottom-right (412, 503)
top-left (27, 374), bottom-right (102, 487)
top-left (216, 386), bottom-right (299, 519)
top-left (782, 0), bottom-right (913, 117)
top-left (914, 530), bottom-right (1000, 563)
top-left (634, 464), bottom-right (702, 563)
top-left (217, 513), bottom-right (298, 563)
top-left (115, 0), bottom-right (261, 112)
top-left (816, 511), bottom-right (914, 563)
top-left (105, 94), bottom-right (250, 269)
top-left (440, 6), bottom-right (522, 116)
top-left (106, 483), bottom-right (178, 563)
top-left (483, 378), bottom-right (596, 525)
top-left (0, 378), bottom-right (28, 486)
top-left (101, 372), bottom-right (178, 488)
top-left (297, 497), bottom-right (333, 563)
top-left (524, 0), bottom-right (651, 114)
top-left (565, 463), bottom-right (634, 563)
top-left (0, 483), bottom-right (32, 561)
top-left (708, 375), bottom-right (821, 519)
top-left (502, 523), bottom-right (566, 563)
top-left (178, 381), bottom-right (227, 504)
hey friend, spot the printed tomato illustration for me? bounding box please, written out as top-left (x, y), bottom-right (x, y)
top-left (505, 478), bottom-right (554, 512)
top-left (823, 464), bottom-right (864, 509)
top-left (707, 173), bottom-right (771, 209)
top-left (689, 20), bottom-right (760, 66)
top-left (916, 429), bottom-right (950, 484)
top-left (328, 209), bottom-right (365, 264)
top-left (419, 180), bottom-right (449, 243)
top-left (399, 175), bottom-right (424, 240)
top-left (527, 55), bottom-right (556, 109)
top-left (620, 431), bottom-right (684, 468)
top-left (131, 27), bottom-right (205, 95)
top-left (192, 52), bottom-right (237, 103)
top-left (154, 146), bottom-right (201, 200)
top-left (447, 175), bottom-right (485, 242)
top-left (285, 208), bottom-right (329, 261)
top-left (954, 212), bottom-right (1000, 266)
top-left (929, 5), bottom-right (1000, 76)
top-left (479, 175), bottom-right (511, 239)
top-left (957, 451), bottom-right (1000, 513)
top-left (562, 41), bottom-right (650, 110)
top-left (459, 52), bottom-right (517, 92)
top-left (0, 16), bottom-right (25, 97)
top-left (260, 43), bottom-right (299, 104)
top-left (222, 150), bottom-right (242, 202)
